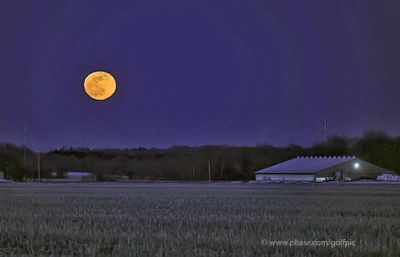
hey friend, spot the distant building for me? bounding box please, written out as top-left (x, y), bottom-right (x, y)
top-left (255, 156), bottom-right (392, 182)
top-left (102, 174), bottom-right (130, 181)
top-left (50, 171), bottom-right (96, 181)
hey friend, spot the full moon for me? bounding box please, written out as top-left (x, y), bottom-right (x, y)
top-left (84, 71), bottom-right (116, 100)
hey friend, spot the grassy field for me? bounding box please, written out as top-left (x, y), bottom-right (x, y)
top-left (0, 182), bottom-right (399, 257)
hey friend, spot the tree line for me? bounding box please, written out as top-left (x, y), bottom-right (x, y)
top-left (1, 131), bottom-right (399, 181)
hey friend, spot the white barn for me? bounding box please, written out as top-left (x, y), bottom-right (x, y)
top-left (255, 156), bottom-right (392, 182)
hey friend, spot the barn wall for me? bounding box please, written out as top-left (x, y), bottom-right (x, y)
top-left (316, 159), bottom-right (389, 180)
top-left (256, 174), bottom-right (315, 181)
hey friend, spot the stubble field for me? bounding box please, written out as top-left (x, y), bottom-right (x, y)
top-left (0, 182), bottom-right (399, 257)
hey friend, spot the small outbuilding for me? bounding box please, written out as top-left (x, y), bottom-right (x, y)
top-left (0, 171), bottom-right (10, 183)
top-left (255, 156), bottom-right (392, 182)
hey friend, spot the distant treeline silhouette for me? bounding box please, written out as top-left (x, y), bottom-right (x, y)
top-left (1, 131), bottom-right (399, 181)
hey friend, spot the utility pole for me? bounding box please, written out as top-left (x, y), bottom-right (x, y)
top-left (37, 152), bottom-right (41, 182)
top-left (323, 118), bottom-right (328, 144)
top-left (192, 167), bottom-right (195, 181)
top-left (208, 160), bottom-right (211, 182)
top-left (23, 120), bottom-right (27, 166)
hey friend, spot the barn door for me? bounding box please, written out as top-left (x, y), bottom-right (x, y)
top-left (335, 171), bottom-right (343, 181)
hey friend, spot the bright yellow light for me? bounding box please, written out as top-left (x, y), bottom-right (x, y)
top-left (84, 71), bottom-right (116, 101)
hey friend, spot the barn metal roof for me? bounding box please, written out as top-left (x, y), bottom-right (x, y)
top-left (255, 156), bottom-right (356, 174)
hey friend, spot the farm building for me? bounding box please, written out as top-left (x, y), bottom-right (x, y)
top-left (255, 156), bottom-right (392, 182)
top-left (50, 171), bottom-right (96, 181)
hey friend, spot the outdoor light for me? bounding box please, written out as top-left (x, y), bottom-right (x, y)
top-left (354, 162), bottom-right (360, 169)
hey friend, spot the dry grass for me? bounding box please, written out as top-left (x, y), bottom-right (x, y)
top-left (0, 182), bottom-right (399, 257)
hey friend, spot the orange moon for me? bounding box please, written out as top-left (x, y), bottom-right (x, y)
top-left (84, 71), bottom-right (116, 100)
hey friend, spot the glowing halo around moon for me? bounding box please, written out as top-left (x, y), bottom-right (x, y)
top-left (84, 71), bottom-right (116, 101)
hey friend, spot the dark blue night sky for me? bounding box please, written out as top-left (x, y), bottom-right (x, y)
top-left (1, 0), bottom-right (400, 151)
